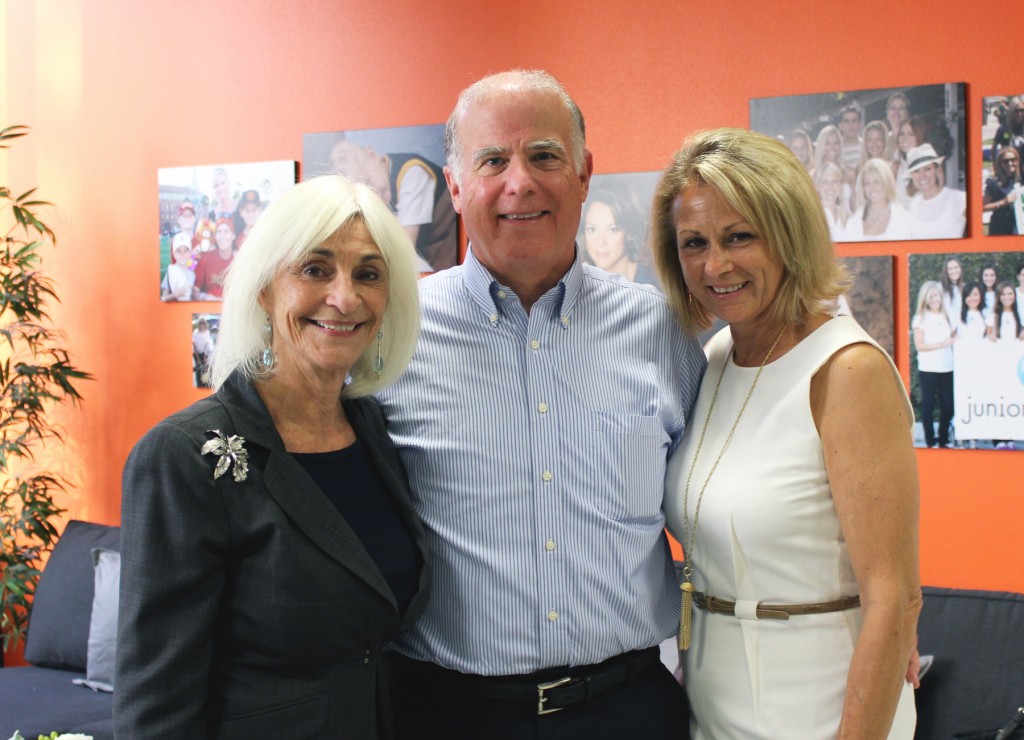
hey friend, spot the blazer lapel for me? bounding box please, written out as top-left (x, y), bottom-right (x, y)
top-left (262, 450), bottom-right (398, 608)
top-left (216, 372), bottom-right (399, 610)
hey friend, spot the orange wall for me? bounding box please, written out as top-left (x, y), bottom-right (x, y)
top-left (2, 0), bottom-right (1020, 629)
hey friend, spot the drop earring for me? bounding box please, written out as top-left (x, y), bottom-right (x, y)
top-left (372, 330), bottom-right (384, 374)
top-left (262, 321), bottom-right (275, 369)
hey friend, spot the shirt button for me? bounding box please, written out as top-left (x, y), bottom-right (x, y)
top-left (542, 471), bottom-right (553, 482)
top-left (497, 290), bottom-right (507, 299)
top-left (547, 610), bottom-right (559, 621)
top-left (530, 339), bottom-right (540, 350)
top-left (538, 402), bottom-right (548, 413)
top-left (489, 313), bottom-right (497, 322)
top-left (545, 540), bottom-right (556, 551)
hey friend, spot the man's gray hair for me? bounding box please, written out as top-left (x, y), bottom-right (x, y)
top-left (444, 69), bottom-right (586, 183)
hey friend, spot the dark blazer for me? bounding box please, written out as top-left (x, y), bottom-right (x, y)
top-left (114, 371), bottom-right (430, 739)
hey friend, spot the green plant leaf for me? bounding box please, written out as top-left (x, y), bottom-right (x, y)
top-left (0, 125), bottom-right (89, 651)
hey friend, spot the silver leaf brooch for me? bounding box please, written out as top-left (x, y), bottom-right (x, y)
top-left (201, 429), bottom-right (249, 482)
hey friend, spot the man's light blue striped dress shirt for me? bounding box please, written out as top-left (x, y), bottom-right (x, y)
top-left (377, 247), bottom-right (706, 675)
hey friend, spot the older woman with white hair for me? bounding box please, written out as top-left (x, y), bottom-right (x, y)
top-left (906, 143), bottom-right (967, 239)
top-left (116, 175), bottom-right (429, 739)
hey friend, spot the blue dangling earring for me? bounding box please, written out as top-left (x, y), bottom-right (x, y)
top-left (372, 330), bottom-right (384, 374)
top-left (262, 321), bottom-right (275, 369)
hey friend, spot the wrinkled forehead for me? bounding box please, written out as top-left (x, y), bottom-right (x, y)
top-left (457, 88), bottom-right (573, 148)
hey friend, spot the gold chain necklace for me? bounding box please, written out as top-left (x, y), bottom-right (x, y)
top-left (678, 324), bottom-right (788, 650)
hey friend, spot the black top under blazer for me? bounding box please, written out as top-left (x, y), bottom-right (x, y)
top-left (114, 371), bottom-right (430, 739)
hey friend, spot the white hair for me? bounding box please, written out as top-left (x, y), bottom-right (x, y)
top-left (211, 175), bottom-right (420, 398)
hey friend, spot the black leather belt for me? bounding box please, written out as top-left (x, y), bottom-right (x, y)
top-left (391, 647), bottom-right (661, 716)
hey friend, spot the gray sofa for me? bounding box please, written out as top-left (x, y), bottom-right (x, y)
top-left (0, 520), bottom-right (117, 740)
top-left (915, 585), bottom-right (1024, 738)
top-left (4, 527), bottom-right (1021, 739)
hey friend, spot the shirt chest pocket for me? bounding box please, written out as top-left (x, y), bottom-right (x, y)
top-left (586, 412), bottom-right (666, 521)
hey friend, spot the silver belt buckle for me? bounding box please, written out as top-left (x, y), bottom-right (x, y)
top-left (537, 676), bottom-right (572, 715)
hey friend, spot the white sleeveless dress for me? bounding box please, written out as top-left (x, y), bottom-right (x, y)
top-left (665, 317), bottom-right (916, 739)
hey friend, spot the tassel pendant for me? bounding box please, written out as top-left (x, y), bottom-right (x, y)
top-left (679, 581), bottom-right (695, 651)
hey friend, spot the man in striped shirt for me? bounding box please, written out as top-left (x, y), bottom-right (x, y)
top-left (377, 69), bottom-right (706, 738)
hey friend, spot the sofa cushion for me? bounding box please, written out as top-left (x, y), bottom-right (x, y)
top-left (0, 665), bottom-right (113, 739)
top-left (23, 520), bottom-right (120, 671)
top-left (72, 548), bottom-right (120, 692)
top-left (915, 586), bottom-right (1024, 739)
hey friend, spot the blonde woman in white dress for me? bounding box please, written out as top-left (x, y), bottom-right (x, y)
top-left (652, 128), bottom-right (920, 739)
top-left (846, 158), bottom-right (912, 242)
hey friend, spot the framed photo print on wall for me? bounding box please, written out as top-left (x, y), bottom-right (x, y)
top-left (159, 160), bottom-right (297, 302)
top-left (191, 313), bottom-right (219, 389)
top-left (579, 171), bottom-right (661, 289)
top-left (751, 83), bottom-right (967, 243)
top-left (303, 124), bottom-right (457, 275)
top-left (908, 251), bottom-right (1024, 450)
top-left (837, 255), bottom-right (895, 358)
top-left (981, 94), bottom-right (1024, 236)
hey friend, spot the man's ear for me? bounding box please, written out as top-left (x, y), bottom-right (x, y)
top-left (579, 149), bottom-right (594, 201)
top-left (444, 167), bottom-right (462, 213)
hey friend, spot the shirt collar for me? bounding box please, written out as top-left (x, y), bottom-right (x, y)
top-left (462, 243), bottom-right (585, 328)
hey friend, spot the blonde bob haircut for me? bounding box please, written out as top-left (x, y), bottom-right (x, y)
top-left (651, 127), bottom-right (849, 334)
top-left (211, 175), bottom-right (421, 398)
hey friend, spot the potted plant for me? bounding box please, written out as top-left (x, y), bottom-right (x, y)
top-left (0, 124), bottom-right (91, 656)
